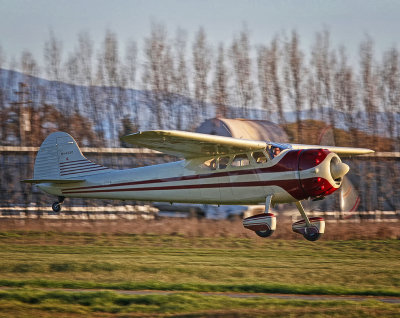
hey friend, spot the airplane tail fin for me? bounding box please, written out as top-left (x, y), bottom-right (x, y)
top-left (24, 132), bottom-right (111, 183)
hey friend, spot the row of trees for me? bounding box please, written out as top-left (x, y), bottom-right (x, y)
top-left (0, 25), bottom-right (398, 149)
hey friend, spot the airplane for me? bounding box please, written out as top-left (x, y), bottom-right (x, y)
top-left (22, 130), bottom-right (374, 241)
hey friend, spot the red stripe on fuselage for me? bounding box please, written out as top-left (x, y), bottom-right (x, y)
top-left (62, 179), bottom-right (299, 193)
top-left (61, 177), bottom-right (325, 201)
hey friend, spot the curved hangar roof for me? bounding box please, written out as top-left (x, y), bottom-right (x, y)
top-left (196, 118), bottom-right (289, 143)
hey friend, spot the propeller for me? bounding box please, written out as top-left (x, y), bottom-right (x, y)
top-left (318, 127), bottom-right (360, 213)
top-left (330, 160), bottom-right (350, 180)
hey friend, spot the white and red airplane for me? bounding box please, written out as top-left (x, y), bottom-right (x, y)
top-left (23, 130), bottom-right (373, 241)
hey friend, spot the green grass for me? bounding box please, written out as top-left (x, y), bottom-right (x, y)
top-left (0, 289), bottom-right (398, 317)
top-left (0, 231), bottom-right (399, 316)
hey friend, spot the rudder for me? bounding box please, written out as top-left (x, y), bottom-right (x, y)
top-left (33, 132), bottom-right (110, 180)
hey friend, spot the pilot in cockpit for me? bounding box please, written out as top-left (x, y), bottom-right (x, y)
top-left (267, 146), bottom-right (282, 159)
top-left (267, 144), bottom-right (284, 159)
top-left (273, 147), bottom-right (281, 157)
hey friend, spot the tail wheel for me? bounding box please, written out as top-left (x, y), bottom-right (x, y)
top-left (255, 229), bottom-right (275, 238)
top-left (52, 202), bottom-right (61, 213)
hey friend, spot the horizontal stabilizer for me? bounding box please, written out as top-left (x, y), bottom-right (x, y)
top-left (21, 179), bottom-right (85, 184)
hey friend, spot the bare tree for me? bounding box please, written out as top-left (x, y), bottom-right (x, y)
top-left (73, 32), bottom-right (95, 118)
top-left (160, 41), bottom-right (175, 129)
top-left (44, 30), bottom-right (63, 82)
top-left (257, 37), bottom-right (285, 123)
top-left (310, 30), bottom-right (337, 135)
top-left (192, 27), bottom-right (212, 120)
top-left (21, 50), bottom-right (39, 78)
top-left (77, 32), bottom-right (94, 86)
top-left (100, 30), bottom-right (122, 145)
top-left (257, 45), bottom-right (272, 118)
top-left (380, 47), bottom-right (400, 149)
top-left (230, 27), bottom-right (254, 118)
top-left (284, 31), bottom-right (305, 142)
top-left (360, 37), bottom-right (379, 139)
top-left (269, 38), bottom-right (285, 124)
top-left (44, 30), bottom-right (70, 131)
top-left (378, 47), bottom-right (400, 210)
top-left (103, 30), bottom-right (120, 87)
top-left (213, 43), bottom-right (229, 118)
top-left (359, 37), bottom-right (379, 211)
top-left (142, 23), bottom-right (171, 129)
top-left (20, 50), bottom-right (41, 145)
top-left (125, 40), bottom-right (138, 89)
top-left (0, 44), bottom-right (6, 142)
top-left (65, 53), bottom-right (80, 116)
top-left (334, 47), bottom-right (358, 141)
top-left (172, 29), bottom-right (189, 129)
top-left (124, 40), bottom-right (138, 128)
top-left (0, 44), bottom-right (4, 72)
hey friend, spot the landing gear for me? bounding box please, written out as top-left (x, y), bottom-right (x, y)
top-left (51, 196), bottom-right (65, 213)
top-left (243, 195), bottom-right (276, 238)
top-left (243, 197), bottom-right (325, 241)
top-left (292, 201), bottom-right (325, 241)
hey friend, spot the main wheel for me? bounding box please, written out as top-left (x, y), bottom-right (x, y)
top-left (304, 233), bottom-right (322, 241)
top-left (255, 229), bottom-right (274, 238)
top-left (303, 226), bottom-right (322, 241)
top-left (52, 202), bottom-right (61, 213)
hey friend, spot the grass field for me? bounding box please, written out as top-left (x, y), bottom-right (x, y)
top-left (0, 226), bottom-right (398, 317)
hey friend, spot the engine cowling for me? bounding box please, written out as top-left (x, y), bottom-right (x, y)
top-left (298, 149), bottom-right (349, 200)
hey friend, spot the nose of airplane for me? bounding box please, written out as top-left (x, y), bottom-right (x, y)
top-left (330, 161), bottom-right (350, 179)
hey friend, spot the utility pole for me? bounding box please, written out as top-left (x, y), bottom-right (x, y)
top-left (11, 82), bottom-right (31, 146)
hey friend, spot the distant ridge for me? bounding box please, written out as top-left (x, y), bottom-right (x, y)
top-left (1, 68), bottom-right (398, 144)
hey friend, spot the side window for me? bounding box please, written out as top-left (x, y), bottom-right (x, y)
top-left (202, 158), bottom-right (217, 170)
top-left (218, 156), bottom-right (230, 169)
top-left (231, 154), bottom-right (250, 167)
top-left (252, 151), bottom-right (268, 164)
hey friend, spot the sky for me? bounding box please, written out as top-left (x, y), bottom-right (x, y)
top-left (1, 0), bottom-right (400, 69)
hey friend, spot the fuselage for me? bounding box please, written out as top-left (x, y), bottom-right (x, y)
top-left (39, 148), bottom-right (344, 205)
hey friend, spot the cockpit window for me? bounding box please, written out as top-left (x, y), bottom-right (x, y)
top-left (218, 156), bottom-right (230, 169)
top-left (231, 154), bottom-right (250, 167)
top-left (252, 151), bottom-right (268, 164)
top-left (202, 158), bottom-right (217, 170)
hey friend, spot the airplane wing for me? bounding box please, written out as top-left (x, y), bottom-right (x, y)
top-left (290, 144), bottom-right (374, 156)
top-left (121, 130), bottom-right (267, 159)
